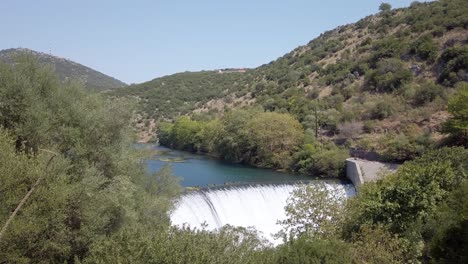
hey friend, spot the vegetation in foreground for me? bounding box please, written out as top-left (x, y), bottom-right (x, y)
top-left (2, 0), bottom-right (468, 262)
top-left (1, 56), bottom-right (467, 264)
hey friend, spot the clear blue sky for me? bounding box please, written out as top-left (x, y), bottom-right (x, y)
top-left (1, 0), bottom-right (422, 84)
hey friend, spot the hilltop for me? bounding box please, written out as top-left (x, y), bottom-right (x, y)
top-left (112, 0), bottom-right (467, 159)
top-left (0, 48), bottom-right (127, 91)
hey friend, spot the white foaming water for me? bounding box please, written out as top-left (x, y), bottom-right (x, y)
top-left (170, 182), bottom-right (356, 244)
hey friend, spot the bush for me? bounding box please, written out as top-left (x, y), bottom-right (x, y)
top-left (351, 225), bottom-right (414, 263)
top-left (363, 120), bottom-right (376, 133)
top-left (381, 134), bottom-right (413, 161)
top-left (292, 143), bottom-right (348, 178)
top-left (365, 58), bottom-right (412, 93)
top-left (412, 81), bottom-right (446, 106)
top-left (409, 34), bottom-right (438, 61)
top-left (443, 84), bottom-right (468, 145)
top-left (379, 124), bottom-right (434, 162)
top-left (427, 181), bottom-right (468, 263)
top-left (346, 147), bottom-right (468, 235)
top-left (276, 236), bottom-right (354, 264)
top-left (371, 99), bottom-right (395, 120)
top-left (438, 46), bottom-right (468, 86)
top-left (370, 37), bottom-right (405, 66)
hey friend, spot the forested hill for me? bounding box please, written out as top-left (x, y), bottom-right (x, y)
top-left (111, 70), bottom-right (254, 120)
top-left (0, 48), bottom-right (127, 91)
top-left (113, 0), bottom-right (467, 155)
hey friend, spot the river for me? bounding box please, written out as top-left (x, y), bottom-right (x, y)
top-left (143, 144), bottom-right (355, 245)
top-left (145, 145), bottom-right (314, 187)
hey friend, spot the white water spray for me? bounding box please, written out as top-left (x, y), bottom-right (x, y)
top-left (170, 182), bottom-right (355, 244)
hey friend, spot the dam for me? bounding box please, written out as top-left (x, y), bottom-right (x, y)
top-left (170, 182), bottom-right (356, 244)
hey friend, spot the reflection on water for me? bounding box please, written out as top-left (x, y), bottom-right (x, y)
top-left (142, 144), bottom-right (320, 187)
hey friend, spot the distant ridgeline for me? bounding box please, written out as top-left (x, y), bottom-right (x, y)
top-left (112, 0), bottom-right (468, 160)
top-left (0, 48), bottom-right (127, 91)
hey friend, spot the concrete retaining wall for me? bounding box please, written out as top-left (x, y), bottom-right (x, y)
top-left (346, 159), bottom-right (365, 188)
top-left (346, 158), bottom-right (400, 189)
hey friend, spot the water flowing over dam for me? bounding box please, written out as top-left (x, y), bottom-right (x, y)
top-left (170, 182), bottom-right (356, 244)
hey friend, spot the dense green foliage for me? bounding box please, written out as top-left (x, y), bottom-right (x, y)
top-left (344, 147), bottom-right (468, 262)
top-left (0, 60), bottom-right (181, 263)
top-left (292, 142), bottom-right (348, 177)
top-left (409, 34), bottom-right (438, 61)
top-left (438, 46), bottom-right (468, 86)
top-left (158, 110), bottom-right (351, 177)
top-left (277, 183), bottom-right (345, 239)
top-left (379, 3), bottom-right (392, 12)
top-left (8, 63), bottom-right (465, 263)
top-left (2, 1), bottom-right (468, 263)
top-left (0, 48), bottom-right (127, 91)
top-left (443, 83), bottom-right (468, 145)
top-left (275, 147), bottom-right (468, 263)
top-left (83, 225), bottom-right (275, 264)
top-left (110, 70), bottom-right (254, 119)
top-left (114, 0), bottom-right (467, 162)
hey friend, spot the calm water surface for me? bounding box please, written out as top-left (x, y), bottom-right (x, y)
top-left (143, 145), bottom-right (315, 187)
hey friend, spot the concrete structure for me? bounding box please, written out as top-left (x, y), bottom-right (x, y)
top-left (346, 158), bottom-right (400, 189)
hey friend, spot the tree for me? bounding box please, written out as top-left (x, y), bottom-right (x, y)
top-left (379, 2), bottom-right (392, 12)
top-left (410, 34), bottom-right (438, 61)
top-left (365, 58), bottom-right (413, 93)
top-left (443, 84), bottom-right (468, 145)
top-left (277, 183), bottom-right (346, 240)
top-left (0, 59), bottom-right (182, 263)
top-left (345, 147), bottom-right (468, 235)
top-left (292, 142), bottom-right (348, 178)
top-left (169, 116), bottom-right (204, 151)
top-left (246, 112), bottom-right (304, 168)
top-left (216, 109), bottom-right (257, 163)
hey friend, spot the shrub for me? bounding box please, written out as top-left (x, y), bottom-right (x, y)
top-left (379, 134), bottom-right (417, 162)
top-left (351, 225), bottom-right (414, 263)
top-left (410, 34), bottom-right (438, 61)
top-left (365, 58), bottom-right (413, 93)
top-left (292, 143), bottom-right (348, 178)
top-left (371, 100), bottom-right (395, 120)
top-left (443, 84), bottom-right (468, 145)
top-left (412, 81), bottom-right (446, 106)
top-left (427, 181), bottom-right (468, 263)
top-left (379, 127), bottom-right (434, 162)
top-left (370, 38), bottom-right (405, 66)
top-left (346, 147), bottom-right (468, 234)
top-left (338, 121), bottom-right (363, 140)
top-left (438, 46), bottom-right (468, 86)
top-left (276, 237), bottom-right (353, 264)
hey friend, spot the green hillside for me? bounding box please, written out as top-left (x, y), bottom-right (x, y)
top-left (111, 69), bottom-right (253, 119)
top-left (0, 48), bottom-right (127, 91)
top-left (113, 0), bottom-right (468, 158)
top-left (1, 1), bottom-right (468, 263)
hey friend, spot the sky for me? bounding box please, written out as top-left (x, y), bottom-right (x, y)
top-left (1, 0), bottom-right (423, 84)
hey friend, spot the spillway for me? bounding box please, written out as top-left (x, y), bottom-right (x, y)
top-left (170, 181), bottom-right (356, 244)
